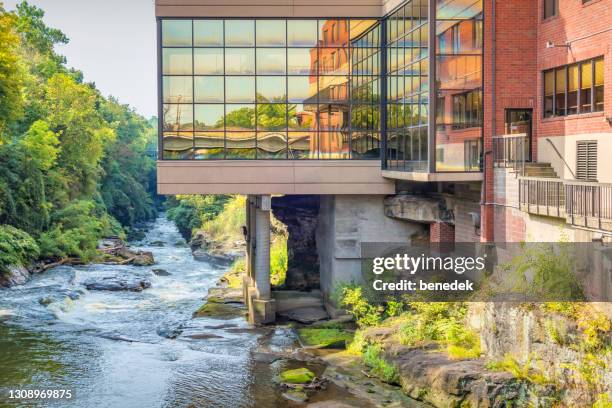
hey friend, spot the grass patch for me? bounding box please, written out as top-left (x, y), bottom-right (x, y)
top-left (297, 328), bottom-right (353, 348)
top-left (486, 354), bottom-right (551, 385)
top-left (363, 344), bottom-right (399, 384)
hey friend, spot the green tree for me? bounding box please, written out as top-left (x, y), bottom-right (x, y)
top-left (0, 7), bottom-right (23, 137)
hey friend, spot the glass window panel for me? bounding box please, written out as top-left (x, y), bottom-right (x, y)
top-left (319, 48), bottom-right (349, 75)
top-left (194, 76), bottom-right (224, 103)
top-left (289, 132), bottom-right (317, 159)
top-left (289, 103), bottom-right (316, 130)
top-left (544, 70), bottom-right (554, 117)
top-left (555, 67), bottom-right (566, 116)
top-left (226, 76), bottom-right (256, 103)
top-left (163, 76), bottom-right (193, 103)
top-left (437, 0), bottom-right (483, 20)
top-left (225, 131), bottom-right (256, 159)
top-left (163, 132), bottom-right (193, 159)
top-left (349, 20), bottom-right (380, 45)
top-left (352, 131), bottom-right (380, 159)
top-left (319, 130), bottom-right (349, 159)
top-left (225, 104), bottom-right (255, 130)
top-left (256, 48), bottom-right (286, 75)
top-left (194, 20), bottom-right (223, 46)
top-left (163, 104), bottom-right (193, 131)
top-left (195, 131), bottom-right (225, 159)
top-left (318, 105), bottom-right (349, 130)
top-left (288, 20), bottom-right (318, 47)
top-left (257, 104), bottom-right (287, 130)
top-left (163, 48), bottom-right (192, 75)
top-left (256, 20), bottom-right (286, 46)
top-left (568, 65), bottom-right (579, 115)
top-left (225, 48), bottom-right (255, 75)
top-left (318, 76), bottom-right (349, 103)
top-left (195, 104), bottom-right (224, 131)
top-left (257, 76), bottom-right (287, 102)
top-left (257, 131), bottom-right (287, 159)
top-left (162, 20), bottom-right (192, 47)
top-left (595, 58), bottom-right (604, 86)
top-left (225, 20), bottom-right (255, 46)
top-left (194, 48), bottom-right (223, 75)
top-left (319, 20), bottom-right (348, 47)
top-left (288, 48), bottom-right (315, 75)
top-left (288, 76), bottom-right (317, 103)
top-left (581, 61), bottom-right (593, 112)
top-left (595, 58), bottom-right (604, 112)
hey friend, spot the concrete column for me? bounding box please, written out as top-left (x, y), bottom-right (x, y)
top-left (253, 195), bottom-right (271, 299)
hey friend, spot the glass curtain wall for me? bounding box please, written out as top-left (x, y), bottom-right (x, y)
top-left (434, 0), bottom-right (483, 172)
top-left (385, 0), bottom-right (430, 172)
top-left (161, 18), bottom-right (380, 160)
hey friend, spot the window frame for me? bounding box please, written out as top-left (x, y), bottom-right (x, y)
top-left (544, 0), bottom-right (558, 19)
top-left (542, 57), bottom-right (604, 119)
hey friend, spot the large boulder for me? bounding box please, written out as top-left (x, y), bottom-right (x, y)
top-left (0, 266), bottom-right (31, 288)
top-left (84, 276), bottom-right (151, 292)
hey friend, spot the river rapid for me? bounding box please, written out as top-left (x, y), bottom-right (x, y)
top-left (0, 215), bottom-right (356, 408)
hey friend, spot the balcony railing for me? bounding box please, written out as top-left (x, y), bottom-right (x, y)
top-left (493, 134), bottom-right (529, 175)
top-left (519, 177), bottom-right (612, 232)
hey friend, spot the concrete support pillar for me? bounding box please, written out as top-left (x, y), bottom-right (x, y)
top-left (243, 194), bottom-right (275, 325)
top-left (254, 196), bottom-right (271, 299)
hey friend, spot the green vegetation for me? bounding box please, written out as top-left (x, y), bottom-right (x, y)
top-left (279, 368), bottom-right (315, 384)
top-left (363, 344), bottom-right (399, 384)
top-left (297, 328), bottom-right (353, 348)
top-left (167, 195), bottom-right (230, 239)
top-left (0, 225), bottom-right (39, 273)
top-left (485, 354), bottom-right (551, 385)
top-left (0, 2), bottom-right (158, 272)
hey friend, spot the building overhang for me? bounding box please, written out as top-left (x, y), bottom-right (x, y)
top-left (381, 170), bottom-right (483, 183)
top-left (157, 160), bottom-right (396, 195)
top-left (155, 0), bottom-right (385, 18)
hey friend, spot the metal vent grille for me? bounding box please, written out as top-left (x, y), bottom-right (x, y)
top-left (576, 140), bottom-right (597, 181)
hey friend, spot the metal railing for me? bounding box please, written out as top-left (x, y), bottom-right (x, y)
top-left (492, 134), bottom-right (529, 174)
top-left (566, 181), bottom-right (612, 230)
top-left (519, 177), bottom-right (612, 231)
top-left (519, 177), bottom-right (566, 218)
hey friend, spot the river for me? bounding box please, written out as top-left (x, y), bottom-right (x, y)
top-left (0, 215), bottom-right (370, 408)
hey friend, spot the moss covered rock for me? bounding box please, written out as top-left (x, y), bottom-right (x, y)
top-left (280, 368), bottom-right (316, 384)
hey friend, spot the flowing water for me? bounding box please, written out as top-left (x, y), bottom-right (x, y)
top-left (0, 215), bottom-right (366, 408)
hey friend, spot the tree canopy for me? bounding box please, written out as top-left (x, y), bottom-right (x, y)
top-left (0, 2), bottom-right (158, 271)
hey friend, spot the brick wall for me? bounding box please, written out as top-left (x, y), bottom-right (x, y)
top-left (536, 0), bottom-right (612, 146)
top-left (430, 222), bottom-right (455, 243)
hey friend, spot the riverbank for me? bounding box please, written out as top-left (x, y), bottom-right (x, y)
top-left (0, 235), bottom-right (156, 288)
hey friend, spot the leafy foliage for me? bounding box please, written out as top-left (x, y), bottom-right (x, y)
top-left (0, 2), bottom-right (158, 269)
top-left (363, 344), bottom-right (399, 384)
top-left (0, 225), bottom-right (39, 273)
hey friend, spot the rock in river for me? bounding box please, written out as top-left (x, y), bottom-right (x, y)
top-left (84, 276), bottom-right (152, 292)
top-left (152, 268), bottom-right (171, 276)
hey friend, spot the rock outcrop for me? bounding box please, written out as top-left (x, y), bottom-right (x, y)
top-left (0, 266), bottom-right (31, 288)
top-left (83, 276), bottom-right (152, 292)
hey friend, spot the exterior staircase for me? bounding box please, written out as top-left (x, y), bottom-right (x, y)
top-left (521, 162), bottom-right (559, 178)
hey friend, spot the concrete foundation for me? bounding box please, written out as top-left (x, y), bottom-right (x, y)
top-left (316, 195), bottom-right (425, 310)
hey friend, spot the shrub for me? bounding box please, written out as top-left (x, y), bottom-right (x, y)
top-left (0, 225), bottom-right (39, 272)
top-left (363, 344), bottom-right (399, 384)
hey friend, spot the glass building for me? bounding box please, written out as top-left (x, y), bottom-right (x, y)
top-left (158, 0), bottom-right (484, 173)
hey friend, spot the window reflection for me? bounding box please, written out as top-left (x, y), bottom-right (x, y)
top-left (194, 49), bottom-right (223, 75)
top-left (163, 48), bottom-right (192, 75)
top-left (225, 20), bottom-right (254, 46)
top-left (194, 20), bottom-right (223, 46)
top-left (257, 77), bottom-right (287, 102)
top-left (226, 77), bottom-right (255, 103)
top-left (195, 104), bottom-right (224, 131)
top-left (288, 20), bottom-right (318, 47)
top-left (163, 77), bottom-right (193, 104)
top-left (194, 76), bottom-right (224, 103)
top-left (256, 20), bottom-right (286, 46)
top-left (163, 104), bottom-right (193, 131)
top-left (162, 20), bottom-right (192, 47)
top-left (161, 18), bottom-right (383, 160)
top-left (225, 48), bottom-right (255, 75)
top-left (256, 48), bottom-right (286, 74)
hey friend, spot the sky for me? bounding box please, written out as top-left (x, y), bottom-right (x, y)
top-left (4, 0), bottom-right (158, 118)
